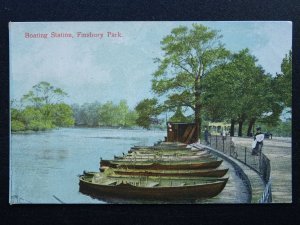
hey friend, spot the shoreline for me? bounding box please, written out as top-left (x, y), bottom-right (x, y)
top-left (11, 126), bottom-right (166, 134)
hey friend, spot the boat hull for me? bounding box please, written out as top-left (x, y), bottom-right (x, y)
top-left (113, 154), bottom-right (215, 161)
top-left (100, 160), bottom-right (223, 170)
top-left (112, 168), bottom-right (228, 178)
top-left (79, 175), bottom-right (228, 201)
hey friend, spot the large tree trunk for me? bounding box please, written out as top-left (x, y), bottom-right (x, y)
top-left (194, 78), bottom-right (201, 141)
top-left (230, 119), bottom-right (235, 137)
top-left (238, 114), bottom-right (246, 137)
top-left (238, 121), bottom-right (243, 137)
top-left (194, 106), bottom-right (201, 141)
top-left (247, 118), bottom-right (256, 137)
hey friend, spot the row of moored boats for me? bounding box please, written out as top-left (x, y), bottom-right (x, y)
top-left (79, 142), bottom-right (229, 202)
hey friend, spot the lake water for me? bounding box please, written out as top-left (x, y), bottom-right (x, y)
top-left (10, 128), bottom-right (249, 204)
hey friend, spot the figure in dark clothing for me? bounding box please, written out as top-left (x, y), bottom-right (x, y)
top-left (204, 127), bottom-right (210, 145)
top-left (252, 127), bottom-right (264, 156)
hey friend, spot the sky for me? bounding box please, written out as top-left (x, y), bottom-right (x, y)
top-left (10, 21), bottom-right (292, 109)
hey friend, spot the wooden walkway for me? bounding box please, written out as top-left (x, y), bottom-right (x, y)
top-left (194, 143), bottom-right (264, 203)
top-left (232, 137), bottom-right (292, 203)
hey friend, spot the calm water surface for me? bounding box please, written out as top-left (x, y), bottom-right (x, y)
top-left (10, 128), bottom-right (248, 204)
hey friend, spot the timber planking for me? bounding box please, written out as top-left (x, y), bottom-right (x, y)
top-left (232, 137), bottom-right (292, 203)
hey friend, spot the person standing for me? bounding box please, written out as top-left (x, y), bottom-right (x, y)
top-left (222, 129), bottom-right (226, 140)
top-left (204, 127), bottom-right (210, 145)
top-left (252, 127), bottom-right (264, 155)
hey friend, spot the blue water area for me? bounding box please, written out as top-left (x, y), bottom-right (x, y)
top-left (10, 127), bottom-right (166, 204)
top-left (10, 127), bottom-right (249, 204)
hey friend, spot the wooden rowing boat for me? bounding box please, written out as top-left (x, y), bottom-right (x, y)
top-left (79, 173), bottom-right (228, 200)
top-left (105, 167), bottom-right (229, 178)
top-left (132, 144), bottom-right (191, 150)
top-left (113, 154), bottom-right (216, 161)
top-left (155, 141), bottom-right (188, 146)
top-left (128, 148), bottom-right (202, 155)
top-left (101, 155), bottom-right (218, 166)
top-left (100, 159), bottom-right (223, 170)
top-left (114, 150), bottom-right (212, 159)
top-left (129, 147), bottom-right (192, 152)
top-left (127, 149), bottom-right (207, 156)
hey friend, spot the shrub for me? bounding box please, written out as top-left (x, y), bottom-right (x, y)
top-left (11, 120), bottom-right (26, 131)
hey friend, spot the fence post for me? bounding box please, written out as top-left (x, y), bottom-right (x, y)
top-left (244, 147), bottom-right (247, 164)
top-left (259, 152), bottom-right (262, 173)
top-left (222, 138), bottom-right (225, 152)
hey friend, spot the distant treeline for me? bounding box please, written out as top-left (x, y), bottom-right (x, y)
top-left (10, 82), bottom-right (166, 132)
top-left (10, 82), bottom-right (141, 131)
top-left (71, 100), bottom-right (138, 127)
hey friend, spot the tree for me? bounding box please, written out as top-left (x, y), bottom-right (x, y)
top-left (11, 82), bottom-right (74, 131)
top-left (135, 98), bottom-right (161, 129)
top-left (81, 102), bottom-right (101, 126)
top-left (273, 50), bottom-right (292, 109)
top-left (169, 106), bottom-right (190, 122)
top-left (21, 81), bottom-right (68, 107)
top-left (98, 101), bottom-right (118, 126)
top-left (48, 103), bottom-right (75, 127)
top-left (116, 100), bottom-right (129, 126)
top-left (152, 24), bottom-right (230, 139)
top-left (203, 49), bottom-right (278, 136)
top-left (20, 106), bottom-right (54, 131)
top-left (71, 103), bottom-right (83, 125)
top-left (124, 110), bottom-right (138, 127)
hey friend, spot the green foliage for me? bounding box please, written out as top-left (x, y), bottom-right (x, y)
top-left (11, 120), bottom-right (26, 131)
top-left (124, 110), bottom-right (138, 127)
top-left (49, 103), bottom-right (75, 127)
top-left (11, 82), bottom-right (74, 132)
top-left (21, 81), bottom-right (67, 107)
top-left (98, 101), bottom-right (119, 126)
top-left (259, 120), bottom-right (291, 137)
top-left (11, 108), bottom-right (23, 122)
top-left (71, 100), bottom-right (138, 127)
top-left (273, 50), bottom-right (292, 109)
top-left (203, 49), bottom-right (282, 136)
top-left (169, 107), bottom-right (191, 123)
top-left (27, 119), bottom-right (54, 131)
top-left (79, 102), bottom-right (102, 126)
top-left (22, 107), bottom-right (44, 124)
top-left (151, 23), bottom-right (230, 136)
top-left (135, 98), bottom-right (161, 129)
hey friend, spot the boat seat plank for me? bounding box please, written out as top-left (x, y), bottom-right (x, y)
top-left (145, 182), bottom-right (159, 187)
top-left (102, 180), bottom-right (117, 185)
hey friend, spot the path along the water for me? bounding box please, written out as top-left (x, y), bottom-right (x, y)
top-left (232, 137), bottom-right (292, 203)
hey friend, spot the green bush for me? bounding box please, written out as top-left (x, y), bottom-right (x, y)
top-left (11, 120), bottom-right (26, 131)
top-left (27, 120), bottom-right (55, 131)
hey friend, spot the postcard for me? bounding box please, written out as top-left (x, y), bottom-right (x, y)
top-left (9, 21), bottom-right (292, 204)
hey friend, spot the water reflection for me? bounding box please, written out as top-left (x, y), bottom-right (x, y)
top-left (85, 136), bottom-right (143, 141)
top-left (34, 149), bottom-right (68, 161)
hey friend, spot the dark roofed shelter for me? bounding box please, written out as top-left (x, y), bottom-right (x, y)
top-left (167, 122), bottom-right (198, 144)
